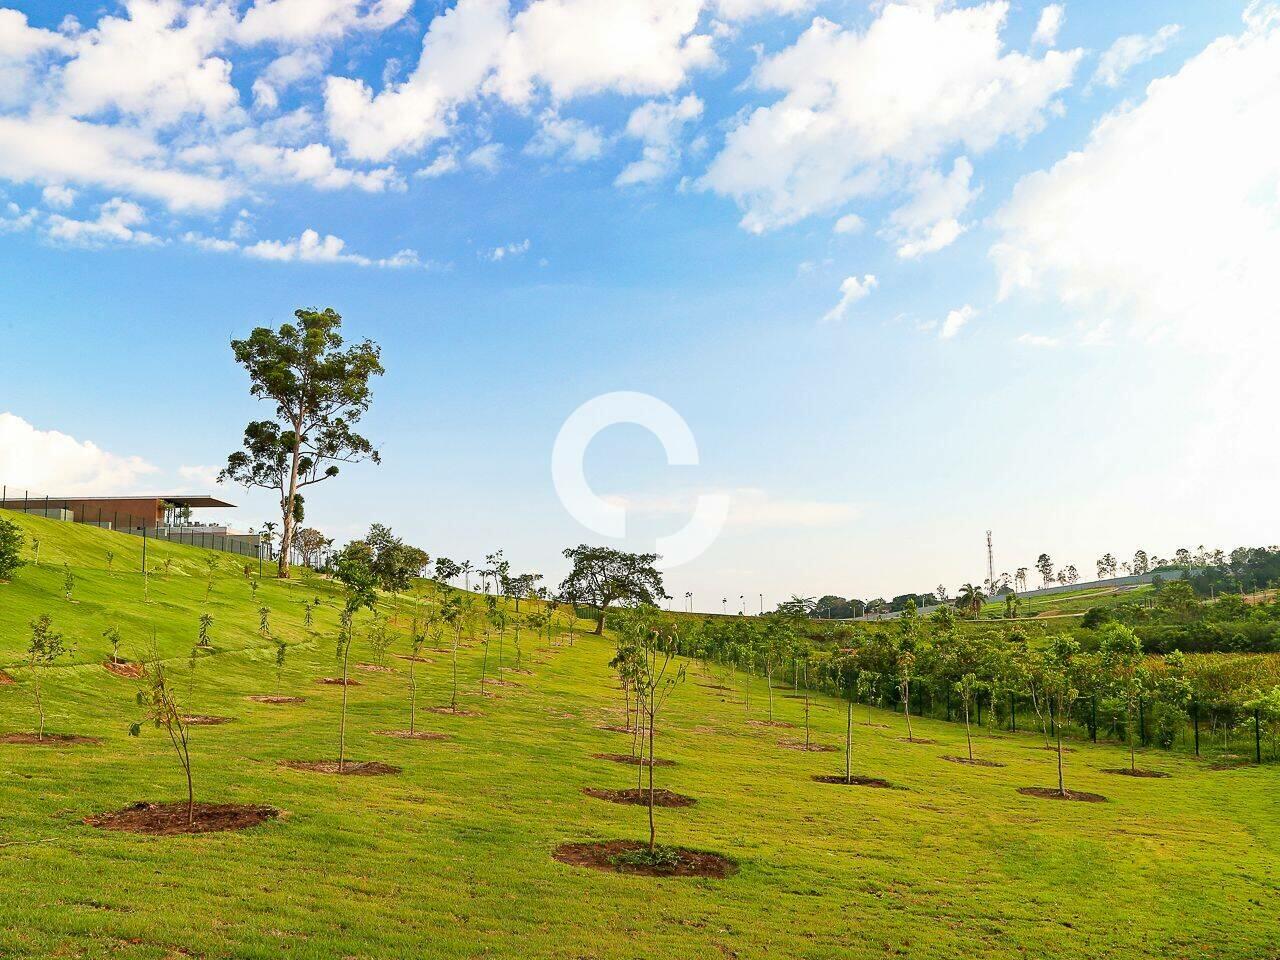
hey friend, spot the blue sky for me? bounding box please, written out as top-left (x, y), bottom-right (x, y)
top-left (2, 0), bottom-right (1277, 609)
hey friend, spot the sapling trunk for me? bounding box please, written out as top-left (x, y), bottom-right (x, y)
top-left (767, 663), bottom-right (774, 721)
top-left (33, 674), bottom-right (44, 741)
top-left (338, 625), bottom-right (352, 772)
top-left (903, 680), bottom-right (914, 741)
top-left (804, 696), bottom-right (811, 749)
top-left (1128, 701), bottom-right (1137, 772)
top-left (408, 659), bottom-right (418, 734)
top-left (845, 690), bottom-right (853, 784)
top-left (1054, 700), bottom-right (1066, 796)
top-left (964, 699), bottom-right (973, 761)
top-left (451, 623), bottom-right (460, 711)
top-left (647, 705), bottom-right (657, 853)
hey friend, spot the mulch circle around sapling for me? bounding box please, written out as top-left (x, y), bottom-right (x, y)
top-left (0, 670), bottom-right (14, 685)
top-left (0, 732), bottom-right (101, 746)
top-left (315, 677), bottom-right (362, 686)
top-left (279, 760), bottom-right (401, 776)
top-left (778, 738), bottom-right (838, 752)
top-left (695, 683), bottom-right (730, 691)
top-left (592, 753), bottom-right (676, 767)
top-left (1101, 768), bottom-right (1171, 778)
top-left (396, 654), bottom-right (434, 663)
top-left (356, 663), bottom-right (395, 673)
top-left (1017, 786), bottom-right (1107, 802)
top-left (1031, 745), bottom-right (1076, 753)
top-left (180, 715), bottom-right (234, 726)
top-left (941, 756), bottom-right (1006, 767)
top-left (247, 695), bottom-right (306, 704)
top-left (595, 724), bottom-right (636, 734)
top-left (582, 787), bottom-right (697, 807)
top-left (552, 841), bottom-right (736, 878)
top-left (103, 660), bottom-right (145, 679)
top-left (85, 801), bottom-right (278, 835)
top-left (425, 706), bottom-right (482, 717)
top-left (812, 774), bottom-right (903, 789)
top-left (375, 730), bottom-right (450, 741)
top-left (896, 737), bottom-right (937, 745)
top-left (747, 719), bottom-right (794, 729)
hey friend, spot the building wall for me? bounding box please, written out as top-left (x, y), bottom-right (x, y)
top-left (0, 497), bottom-right (165, 527)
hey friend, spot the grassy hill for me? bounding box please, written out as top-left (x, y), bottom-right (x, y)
top-left (1, 510), bottom-right (1278, 959)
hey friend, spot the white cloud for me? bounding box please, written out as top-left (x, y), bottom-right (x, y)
top-left (224, 227), bottom-right (421, 267)
top-left (177, 464), bottom-right (221, 488)
top-left (40, 184), bottom-right (76, 208)
top-left (833, 213), bottom-right (863, 235)
top-left (526, 111), bottom-right (607, 163)
top-left (615, 94), bottom-right (703, 186)
top-left (1089, 24), bottom-right (1181, 90)
top-left (939, 304), bottom-right (975, 339)
top-left (1016, 332), bottom-right (1060, 348)
top-left (821, 274), bottom-right (877, 323)
top-left (484, 238), bottom-right (531, 261)
top-left (0, 113), bottom-right (235, 211)
top-left (886, 156), bottom-right (978, 258)
top-left (1032, 4), bottom-right (1064, 47)
top-left (613, 486), bottom-right (859, 529)
top-left (58, 0), bottom-right (241, 127)
top-left (325, 0), bottom-right (513, 161)
top-left (416, 151), bottom-right (461, 179)
top-left (0, 411), bottom-right (158, 494)
top-left (252, 48), bottom-right (327, 112)
top-left (46, 197), bottom-right (161, 246)
top-left (467, 142), bottom-right (505, 173)
top-left (239, 0), bottom-right (413, 45)
top-left (0, 8), bottom-right (70, 106)
top-left (992, 8), bottom-right (1280, 347)
top-left (701, 2), bottom-right (1082, 233)
top-left (0, 201), bottom-right (36, 233)
top-left (714, 0), bottom-right (816, 21)
top-left (232, 141), bottom-right (402, 192)
top-left (489, 0), bottom-right (715, 106)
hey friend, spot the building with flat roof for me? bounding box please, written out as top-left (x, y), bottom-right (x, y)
top-left (0, 493), bottom-right (235, 529)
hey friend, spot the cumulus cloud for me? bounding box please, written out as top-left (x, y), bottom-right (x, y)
top-left (0, 411), bottom-right (158, 494)
top-left (939, 304), bottom-right (975, 339)
top-left (0, 200), bottom-right (36, 232)
top-left (1089, 24), bottom-right (1181, 90)
top-left (526, 111), bottom-right (607, 164)
top-left (615, 94), bottom-right (703, 186)
top-left (0, 8), bottom-right (70, 106)
top-left (821, 274), bottom-right (877, 323)
top-left (45, 197), bottom-right (161, 246)
top-left (483, 238), bottom-right (531, 261)
top-left (714, 0), bottom-right (816, 20)
top-left (701, 1), bottom-right (1082, 233)
top-left (1032, 4), bottom-right (1064, 47)
top-left (885, 156), bottom-right (979, 258)
top-left (416, 151), bottom-right (461, 179)
top-left (239, 0), bottom-right (413, 45)
top-left (185, 227), bottom-right (421, 267)
top-left (991, 8), bottom-right (1280, 347)
top-left (0, 113), bottom-right (235, 211)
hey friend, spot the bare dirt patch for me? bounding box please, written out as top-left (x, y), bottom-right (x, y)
top-left (425, 706), bottom-right (482, 717)
top-left (582, 787), bottom-right (696, 807)
top-left (1017, 786), bottom-right (1107, 802)
top-left (180, 715), bottom-right (233, 726)
top-left (747, 719), bottom-right (794, 729)
top-left (85, 801), bottom-right (278, 835)
top-left (696, 683), bottom-right (731, 691)
top-left (1031, 745), bottom-right (1077, 753)
top-left (375, 730), bottom-right (450, 741)
top-left (897, 737), bottom-right (937, 745)
top-left (1101, 768), bottom-right (1171, 778)
top-left (812, 774), bottom-right (902, 789)
top-left (315, 677), bottom-right (362, 686)
top-left (246, 695), bottom-right (305, 704)
top-left (0, 732), bottom-right (100, 746)
top-left (941, 756), bottom-right (1005, 767)
top-left (778, 739), bottom-right (838, 752)
top-left (553, 841), bottom-right (735, 878)
top-left (103, 660), bottom-right (145, 679)
top-left (279, 760), bottom-right (401, 776)
top-left (0, 670), bottom-right (13, 685)
top-left (593, 753), bottom-right (676, 768)
top-left (356, 663), bottom-right (395, 674)
top-left (396, 655), bottom-right (433, 663)
top-left (485, 678), bottom-right (523, 689)
top-left (595, 724), bottom-right (636, 734)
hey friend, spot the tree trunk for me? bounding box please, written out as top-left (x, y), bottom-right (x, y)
top-left (1055, 701), bottom-right (1066, 796)
top-left (964, 701), bottom-right (973, 761)
top-left (338, 630), bottom-right (351, 772)
top-left (647, 708), bottom-right (657, 853)
top-left (903, 681), bottom-right (914, 742)
top-left (845, 692), bottom-right (853, 784)
top-left (279, 438), bottom-right (302, 579)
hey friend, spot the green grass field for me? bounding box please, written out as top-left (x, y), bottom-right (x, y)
top-left (977, 583), bottom-right (1155, 620)
top-left (2, 511), bottom-right (1278, 959)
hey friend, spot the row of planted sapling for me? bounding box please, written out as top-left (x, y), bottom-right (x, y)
top-left (560, 605), bottom-right (736, 879)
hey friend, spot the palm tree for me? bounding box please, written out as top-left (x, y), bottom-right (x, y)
top-left (956, 583), bottom-right (986, 618)
top-left (459, 560), bottom-right (474, 592)
top-left (261, 521), bottom-right (278, 560)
